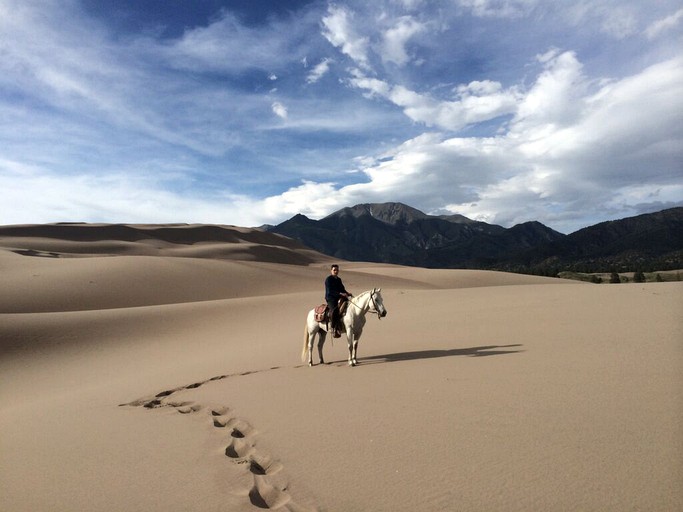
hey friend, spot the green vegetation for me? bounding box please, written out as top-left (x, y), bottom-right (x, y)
top-left (558, 270), bottom-right (683, 284)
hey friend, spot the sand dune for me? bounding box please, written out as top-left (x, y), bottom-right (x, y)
top-left (1, 224), bottom-right (681, 511)
top-left (0, 222), bottom-right (326, 263)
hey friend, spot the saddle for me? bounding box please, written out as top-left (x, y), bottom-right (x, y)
top-left (314, 304), bottom-right (328, 323)
top-left (313, 299), bottom-right (349, 324)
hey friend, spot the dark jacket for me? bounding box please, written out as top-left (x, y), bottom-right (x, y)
top-left (325, 275), bottom-right (348, 303)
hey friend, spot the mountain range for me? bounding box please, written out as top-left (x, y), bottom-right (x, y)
top-left (268, 203), bottom-right (683, 274)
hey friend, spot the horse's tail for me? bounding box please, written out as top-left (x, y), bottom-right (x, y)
top-left (301, 322), bottom-right (310, 362)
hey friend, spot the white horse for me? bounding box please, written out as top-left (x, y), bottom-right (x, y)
top-left (302, 288), bottom-right (387, 367)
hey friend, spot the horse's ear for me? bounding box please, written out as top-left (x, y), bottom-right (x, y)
top-left (376, 287), bottom-right (381, 292)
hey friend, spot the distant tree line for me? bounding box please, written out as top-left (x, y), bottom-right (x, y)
top-left (494, 251), bottom-right (683, 279)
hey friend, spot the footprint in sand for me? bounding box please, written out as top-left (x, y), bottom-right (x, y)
top-left (174, 402), bottom-right (202, 414)
top-left (249, 453), bottom-right (284, 476)
top-left (211, 410), bottom-right (229, 427)
top-left (225, 437), bottom-right (255, 459)
top-left (213, 416), bottom-right (231, 428)
top-left (155, 388), bottom-right (178, 398)
top-left (213, 416), bottom-right (257, 437)
top-left (249, 477), bottom-right (291, 509)
top-left (212, 415), bottom-right (257, 459)
top-left (212, 415), bottom-right (292, 509)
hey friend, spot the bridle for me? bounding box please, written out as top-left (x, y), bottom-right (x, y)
top-left (347, 289), bottom-right (384, 320)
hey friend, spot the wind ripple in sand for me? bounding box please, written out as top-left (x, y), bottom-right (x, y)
top-left (121, 369), bottom-right (316, 511)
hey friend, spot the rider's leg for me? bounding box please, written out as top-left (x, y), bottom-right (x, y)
top-left (326, 300), bottom-right (340, 337)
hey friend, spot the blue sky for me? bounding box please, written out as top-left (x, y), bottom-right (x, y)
top-left (1, 0), bottom-right (682, 233)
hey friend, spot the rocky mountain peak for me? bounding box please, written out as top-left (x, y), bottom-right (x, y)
top-left (328, 202), bottom-right (433, 225)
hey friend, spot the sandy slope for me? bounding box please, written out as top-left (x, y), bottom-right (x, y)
top-left (1, 225), bottom-right (681, 512)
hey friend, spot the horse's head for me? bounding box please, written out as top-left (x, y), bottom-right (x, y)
top-left (371, 288), bottom-right (387, 318)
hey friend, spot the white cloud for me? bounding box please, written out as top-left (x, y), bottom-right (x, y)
top-left (512, 50), bottom-right (586, 137)
top-left (457, 0), bottom-right (538, 18)
top-left (600, 7), bottom-right (638, 39)
top-left (321, 5), bottom-right (371, 69)
top-left (165, 11), bottom-right (307, 73)
top-left (306, 58), bottom-right (332, 83)
top-left (349, 73), bottom-right (520, 131)
top-left (261, 181), bottom-right (344, 220)
top-left (271, 101), bottom-right (288, 119)
top-left (380, 16), bottom-right (426, 66)
top-left (456, 80), bottom-right (505, 96)
top-left (0, 163), bottom-right (247, 225)
top-left (563, 2), bottom-right (639, 40)
top-left (645, 8), bottom-right (683, 39)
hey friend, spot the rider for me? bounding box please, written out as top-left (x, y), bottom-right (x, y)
top-left (325, 264), bottom-right (352, 338)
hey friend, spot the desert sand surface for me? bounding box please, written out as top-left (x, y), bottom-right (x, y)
top-left (1, 224), bottom-right (681, 512)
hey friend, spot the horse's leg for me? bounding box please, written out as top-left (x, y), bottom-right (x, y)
top-left (346, 331), bottom-right (355, 366)
top-left (307, 327), bottom-right (316, 367)
top-left (317, 329), bottom-right (326, 365)
top-left (351, 331), bottom-right (363, 366)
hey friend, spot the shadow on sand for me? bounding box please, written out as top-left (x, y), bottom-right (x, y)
top-left (359, 344), bottom-right (524, 365)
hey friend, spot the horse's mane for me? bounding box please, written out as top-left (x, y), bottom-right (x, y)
top-left (349, 289), bottom-right (374, 304)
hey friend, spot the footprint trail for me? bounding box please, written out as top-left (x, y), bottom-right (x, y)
top-left (121, 368), bottom-right (318, 511)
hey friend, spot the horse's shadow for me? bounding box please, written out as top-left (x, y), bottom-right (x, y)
top-left (359, 344), bottom-right (523, 365)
